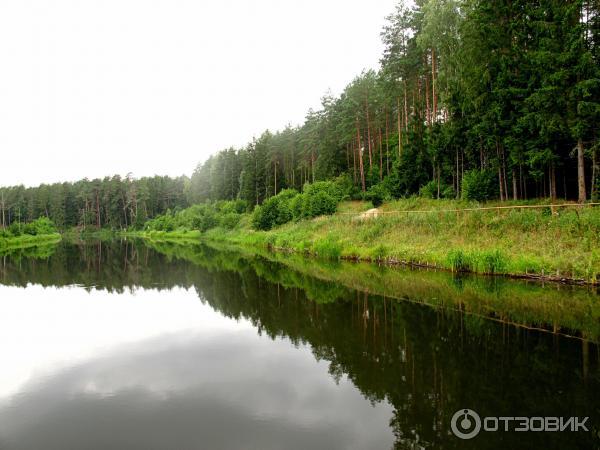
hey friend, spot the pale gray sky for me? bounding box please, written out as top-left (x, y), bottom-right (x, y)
top-left (0, 0), bottom-right (398, 187)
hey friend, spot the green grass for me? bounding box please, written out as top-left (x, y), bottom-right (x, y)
top-left (0, 233), bottom-right (62, 253)
top-left (129, 198), bottom-right (600, 284)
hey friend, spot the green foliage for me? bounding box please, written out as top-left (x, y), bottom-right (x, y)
top-left (216, 199), bottom-right (247, 214)
top-left (447, 249), bottom-right (472, 272)
top-left (146, 200), bottom-right (246, 233)
top-left (419, 181), bottom-right (438, 199)
top-left (290, 194), bottom-right (308, 220)
top-left (0, 217), bottom-right (57, 238)
top-left (3, 0), bottom-right (600, 237)
top-left (0, 175), bottom-right (188, 231)
top-left (192, 208), bottom-right (218, 232)
top-left (303, 181), bottom-right (343, 202)
top-left (136, 197), bottom-right (600, 283)
top-left (252, 183), bottom-right (343, 231)
top-left (304, 190), bottom-right (337, 217)
top-left (219, 212), bottom-right (241, 230)
top-left (365, 184), bottom-right (390, 207)
top-left (252, 189), bottom-right (298, 231)
top-left (447, 248), bottom-right (507, 274)
top-left (146, 213), bottom-right (176, 232)
top-left (182, 0), bottom-right (598, 207)
top-left (313, 236), bottom-right (343, 260)
top-left (419, 180), bottom-right (455, 199)
top-left (477, 249), bottom-right (507, 274)
top-left (461, 170), bottom-right (499, 202)
top-left (25, 217), bottom-right (57, 235)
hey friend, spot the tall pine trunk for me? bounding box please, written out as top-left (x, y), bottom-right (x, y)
top-left (385, 111), bottom-right (390, 176)
top-left (577, 138), bottom-right (586, 203)
top-left (356, 120), bottom-right (366, 192)
top-left (378, 127), bottom-right (383, 180)
top-left (397, 97), bottom-right (403, 158)
top-left (432, 47), bottom-right (437, 123)
top-left (365, 95), bottom-right (373, 171)
top-left (550, 164), bottom-right (557, 201)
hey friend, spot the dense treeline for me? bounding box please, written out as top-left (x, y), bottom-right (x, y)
top-left (188, 0), bottom-right (600, 205)
top-left (0, 175), bottom-right (188, 230)
top-left (1, 1), bottom-right (598, 232)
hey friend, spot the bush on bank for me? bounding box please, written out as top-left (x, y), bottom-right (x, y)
top-left (144, 177), bottom-right (354, 234)
top-left (0, 217), bottom-right (57, 238)
top-left (145, 199), bottom-right (247, 233)
top-left (251, 178), bottom-right (351, 230)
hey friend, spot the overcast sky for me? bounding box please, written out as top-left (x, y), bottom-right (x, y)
top-left (0, 0), bottom-right (398, 187)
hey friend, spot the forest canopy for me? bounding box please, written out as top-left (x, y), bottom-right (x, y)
top-left (186, 0), bottom-right (599, 206)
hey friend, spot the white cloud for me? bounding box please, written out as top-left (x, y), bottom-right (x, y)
top-left (0, 285), bottom-right (251, 400)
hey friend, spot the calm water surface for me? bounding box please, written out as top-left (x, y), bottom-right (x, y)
top-left (0, 240), bottom-right (598, 449)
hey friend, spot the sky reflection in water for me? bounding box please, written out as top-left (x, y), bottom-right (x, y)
top-left (0, 284), bottom-right (394, 450)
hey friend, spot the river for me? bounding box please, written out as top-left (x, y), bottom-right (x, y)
top-left (0, 240), bottom-right (597, 449)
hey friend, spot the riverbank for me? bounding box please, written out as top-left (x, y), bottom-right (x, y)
top-left (125, 199), bottom-right (600, 284)
top-left (0, 233), bottom-right (62, 253)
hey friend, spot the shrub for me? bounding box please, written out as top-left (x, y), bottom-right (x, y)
top-left (461, 169), bottom-right (498, 201)
top-left (332, 174), bottom-right (355, 200)
top-left (276, 199), bottom-right (293, 224)
top-left (441, 185), bottom-right (456, 199)
top-left (26, 217), bottom-right (57, 235)
top-left (216, 199), bottom-right (247, 214)
top-left (150, 214), bottom-right (176, 232)
top-left (419, 180), bottom-right (438, 199)
top-left (365, 183), bottom-right (390, 207)
top-left (303, 181), bottom-right (343, 203)
top-left (8, 222), bottom-right (23, 237)
top-left (146, 201), bottom-right (247, 233)
top-left (419, 180), bottom-right (455, 199)
top-left (251, 204), bottom-right (269, 230)
top-left (252, 189), bottom-right (298, 230)
top-left (1, 217), bottom-right (57, 237)
top-left (219, 212), bottom-right (241, 230)
top-left (251, 183), bottom-right (343, 230)
top-left (305, 190), bottom-right (337, 217)
top-left (290, 194), bottom-right (307, 220)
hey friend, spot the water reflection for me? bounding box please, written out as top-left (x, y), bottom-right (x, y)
top-left (0, 285), bottom-right (394, 450)
top-left (0, 285), bottom-right (247, 399)
top-left (0, 240), bottom-right (598, 449)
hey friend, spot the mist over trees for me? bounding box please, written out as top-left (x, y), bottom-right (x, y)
top-left (0, 176), bottom-right (188, 230)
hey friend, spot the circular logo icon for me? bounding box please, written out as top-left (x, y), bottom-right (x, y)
top-left (451, 409), bottom-right (481, 440)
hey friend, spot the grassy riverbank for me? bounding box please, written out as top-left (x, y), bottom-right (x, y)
top-left (0, 233), bottom-right (62, 253)
top-left (126, 199), bottom-right (600, 284)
